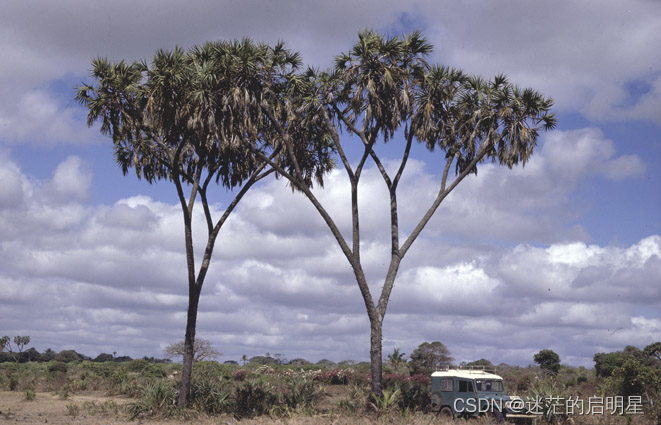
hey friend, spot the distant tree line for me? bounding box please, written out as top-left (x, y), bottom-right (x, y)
top-left (0, 349), bottom-right (171, 364)
top-left (0, 335), bottom-right (170, 364)
top-left (4, 333), bottom-right (659, 402)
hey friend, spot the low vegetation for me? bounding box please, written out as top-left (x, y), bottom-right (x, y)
top-left (1, 339), bottom-right (659, 424)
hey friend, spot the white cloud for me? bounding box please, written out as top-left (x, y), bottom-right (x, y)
top-left (0, 0), bottom-right (658, 365)
top-left (542, 128), bottom-right (646, 181)
top-left (417, 128), bottom-right (645, 243)
top-left (0, 90), bottom-right (100, 145)
top-left (0, 148), bottom-right (657, 365)
top-left (47, 155), bottom-right (93, 201)
top-left (418, 0), bottom-right (661, 123)
top-left (0, 151), bottom-right (31, 209)
top-left (0, 0), bottom-right (658, 150)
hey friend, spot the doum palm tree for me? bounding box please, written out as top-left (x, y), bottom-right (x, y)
top-left (77, 40), bottom-right (332, 406)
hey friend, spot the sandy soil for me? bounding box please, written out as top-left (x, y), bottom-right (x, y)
top-left (0, 390), bottom-right (445, 425)
top-left (0, 391), bottom-right (136, 424)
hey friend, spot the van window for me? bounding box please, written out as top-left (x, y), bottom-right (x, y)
top-left (458, 380), bottom-right (474, 392)
top-left (440, 378), bottom-right (453, 391)
top-left (476, 379), bottom-right (504, 392)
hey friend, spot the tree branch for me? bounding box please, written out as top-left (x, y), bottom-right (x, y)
top-left (400, 137), bottom-right (492, 258)
top-left (392, 128), bottom-right (414, 191)
top-left (322, 107), bottom-right (354, 180)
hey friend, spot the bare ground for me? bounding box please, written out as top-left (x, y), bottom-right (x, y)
top-left (3, 391), bottom-right (655, 425)
top-left (0, 390), bottom-right (448, 425)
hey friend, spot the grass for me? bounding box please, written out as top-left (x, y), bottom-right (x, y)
top-left (0, 360), bottom-right (657, 425)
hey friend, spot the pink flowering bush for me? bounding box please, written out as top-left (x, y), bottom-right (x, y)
top-left (313, 368), bottom-right (368, 386)
top-left (233, 369), bottom-right (248, 381)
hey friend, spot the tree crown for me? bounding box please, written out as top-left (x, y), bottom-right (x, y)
top-left (76, 39), bottom-right (333, 190)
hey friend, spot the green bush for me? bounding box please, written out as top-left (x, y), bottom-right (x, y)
top-left (191, 375), bottom-right (232, 414)
top-left (126, 379), bottom-right (178, 419)
top-left (142, 363), bottom-right (167, 378)
top-left (192, 361), bottom-right (234, 381)
top-left (83, 361), bottom-right (114, 378)
top-left (55, 350), bottom-right (81, 363)
top-left (127, 359), bottom-right (149, 373)
top-left (283, 376), bottom-right (320, 410)
top-left (48, 361), bottom-right (68, 373)
top-left (233, 378), bottom-right (278, 417)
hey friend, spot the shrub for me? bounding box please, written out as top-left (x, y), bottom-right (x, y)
top-left (190, 376), bottom-right (232, 414)
top-left (83, 361), bottom-right (114, 378)
top-left (525, 377), bottom-right (571, 423)
top-left (397, 377), bottom-right (430, 412)
top-left (283, 376), bottom-right (320, 410)
top-left (369, 388), bottom-right (401, 414)
top-left (143, 363), bottom-right (167, 378)
top-left (382, 373), bottom-right (430, 412)
top-left (48, 362), bottom-right (68, 373)
top-left (338, 384), bottom-right (368, 413)
top-left (126, 379), bottom-right (178, 419)
top-left (314, 368), bottom-right (366, 385)
top-left (315, 359), bottom-right (337, 369)
top-left (127, 359), bottom-right (149, 373)
top-left (66, 403), bottom-right (80, 418)
top-left (288, 358), bottom-right (312, 367)
top-left (93, 353), bottom-right (115, 362)
top-left (233, 378), bottom-right (278, 417)
top-left (233, 369), bottom-right (248, 381)
top-left (55, 350), bottom-right (81, 363)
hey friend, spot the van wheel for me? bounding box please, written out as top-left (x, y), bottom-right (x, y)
top-left (487, 409), bottom-right (504, 423)
top-left (438, 407), bottom-right (453, 419)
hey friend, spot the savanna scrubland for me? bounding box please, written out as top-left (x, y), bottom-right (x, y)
top-left (1, 343), bottom-right (659, 425)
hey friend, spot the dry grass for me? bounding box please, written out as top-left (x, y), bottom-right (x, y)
top-left (1, 390), bottom-right (658, 425)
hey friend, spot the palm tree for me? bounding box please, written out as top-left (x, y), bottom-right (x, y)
top-left (253, 30), bottom-right (556, 396)
top-left (76, 39), bottom-right (332, 406)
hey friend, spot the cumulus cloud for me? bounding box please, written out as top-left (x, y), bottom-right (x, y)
top-left (0, 137), bottom-right (658, 366)
top-left (0, 91), bottom-right (100, 145)
top-left (417, 0), bottom-right (661, 123)
top-left (414, 128), bottom-right (646, 243)
top-left (47, 155), bottom-right (93, 201)
top-left (1, 0), bottom-right (659, 150)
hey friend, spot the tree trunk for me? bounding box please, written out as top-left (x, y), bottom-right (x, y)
top-left (369, 317), bottom-right (384, 396)
top-left (177, 285), bottom-right (201, 406)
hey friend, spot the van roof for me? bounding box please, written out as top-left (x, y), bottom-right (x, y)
top-left (431, 369), bottom-right (503, 380)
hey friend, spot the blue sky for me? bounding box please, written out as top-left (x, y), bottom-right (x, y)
top-left (0, 0), bottom-right (659, 367)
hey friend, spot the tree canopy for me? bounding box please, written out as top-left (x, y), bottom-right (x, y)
top-left (409, 341), bottom-right (454, 375)
top-left (534, 349), bottom-right (561, 374)
top-left (164, 339), bottom-right (221, 362)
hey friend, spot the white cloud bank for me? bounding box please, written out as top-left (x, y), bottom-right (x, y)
top-left (0, 0), bottom-right (660, 147)
top-left (0, 130), bottom-right (657, 366)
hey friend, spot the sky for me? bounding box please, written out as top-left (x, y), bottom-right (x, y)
top-left (0, 0), bottom-right (660, 368)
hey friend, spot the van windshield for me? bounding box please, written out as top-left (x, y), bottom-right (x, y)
top-left (475, 379), bottom-right (504, 392)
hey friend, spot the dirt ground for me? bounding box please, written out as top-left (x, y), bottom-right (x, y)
top-left (0, 390), bottom-right (446, 425)
top-left (0, 391), bottom-right (138, 425)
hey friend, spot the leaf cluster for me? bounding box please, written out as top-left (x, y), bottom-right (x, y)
top-left (408, 341), bottom-right (453, 376)
top-left (318, 30), bottom-right (556, 177)
top-left (76, 39), bottom-right (332, 190)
